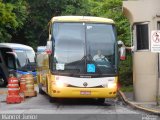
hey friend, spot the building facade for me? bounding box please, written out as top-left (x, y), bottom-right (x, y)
top-left (123, 0), bottom-right (160, 102)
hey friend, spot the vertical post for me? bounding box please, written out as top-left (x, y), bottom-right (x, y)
top-left (151, 30), bottom-right (160, 104)
top-left (157, 53), bottom-right (160, 105)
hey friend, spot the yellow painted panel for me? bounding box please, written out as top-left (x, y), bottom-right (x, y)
top-left (51, 16), bottom-right (114, 24)
top-left (49, 87), bottom-right (117, 98)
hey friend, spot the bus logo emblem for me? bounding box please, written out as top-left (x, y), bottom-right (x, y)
top-left (83, 82), bottom-right (88, 87)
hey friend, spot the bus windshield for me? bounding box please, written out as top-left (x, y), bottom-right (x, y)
top-left (26, 50), bottom-right (35, 63)
top-left (15, 50), bottom-right (35, 67)
top-left (52, 22), bottom-right (118, 77)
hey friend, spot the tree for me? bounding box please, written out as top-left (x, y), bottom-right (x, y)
top-left (18, 0), bottom-right (90, 49)
top-left (0, 0), bottom-right (28, 42)
top-left (88, 0), bottom-right (132, 85)
top-left (88, 0), bottom-right (130, 45)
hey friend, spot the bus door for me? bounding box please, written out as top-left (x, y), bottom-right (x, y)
top-left (0, 51), bottom-right (9, 87)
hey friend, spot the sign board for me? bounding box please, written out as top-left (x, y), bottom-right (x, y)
top-left (151, 30), bottom-right (160, 52)
top-left (87, 64), bottom-right (95, 73)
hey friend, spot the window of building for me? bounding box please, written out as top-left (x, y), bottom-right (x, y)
top-left (136, 23), bottom-right (149, 50)
top-left (157, 22), bottom-right (160, 30)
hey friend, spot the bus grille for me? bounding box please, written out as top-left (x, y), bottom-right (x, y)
top-left (67, 85), bottom-right (104, 88)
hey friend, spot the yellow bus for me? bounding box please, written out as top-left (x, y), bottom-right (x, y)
top-left (37, 16), bottom-right (125, 103)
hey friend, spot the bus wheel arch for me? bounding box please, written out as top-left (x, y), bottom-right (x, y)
top-left (0, 75), bottom-right (7, 87)
top-left (38, 83), bottom-right (45, 94)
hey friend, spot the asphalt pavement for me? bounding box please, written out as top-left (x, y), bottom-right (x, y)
top-left (0, 87), bottom-right (159, 120)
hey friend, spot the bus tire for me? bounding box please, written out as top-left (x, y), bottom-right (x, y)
top-left (0, 76), bottom-right (7, 87)
top-left (97, 98), bottom-right (105, 104)
top-left (38, 83), bottom-right (45, 94)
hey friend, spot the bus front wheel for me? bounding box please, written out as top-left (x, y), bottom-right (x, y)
top-left (97, 98), bottom-right (105, 104)
top-left (38, 83), bottom-right (45, 95)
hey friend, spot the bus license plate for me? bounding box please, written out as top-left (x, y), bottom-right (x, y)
top-left (80, 91), bottom-right (91, 95)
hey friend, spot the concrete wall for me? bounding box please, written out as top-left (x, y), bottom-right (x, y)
top-left (123, 0), bottom-right (160, 24)
top-left (133, 52), bottom-right (158, 102)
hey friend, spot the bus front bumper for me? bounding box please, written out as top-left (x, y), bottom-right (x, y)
top-left (49, 87), bottom-right (117, 98)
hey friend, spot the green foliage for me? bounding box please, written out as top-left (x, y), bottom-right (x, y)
top-left (119, 52), bottom-right (133, 86)
top-left (0, 0), bottom-right (28, 42)
top-left (88, 0), bottom-right (130, 46)
top-left (0, 1), bottom-right (16, 42)
top-left (21, 0), bottom-right (90, 49)
top-left (120, 85), bottom-right (133, 92)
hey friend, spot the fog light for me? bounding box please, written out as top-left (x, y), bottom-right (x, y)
top-left (108, 82), bottom-right (116, 89)
top-left (53, 90), bottom-right (56, 93)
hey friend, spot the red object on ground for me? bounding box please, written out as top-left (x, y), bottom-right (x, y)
top-left (6, 75), bottom-right (23, 104)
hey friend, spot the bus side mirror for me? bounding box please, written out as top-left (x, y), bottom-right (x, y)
top-left (118, 40), bottom-right (126, 60)
top-left (46, 40), bottom-right (52, 54)
top-left (119, 46), bottom-right (126, 60)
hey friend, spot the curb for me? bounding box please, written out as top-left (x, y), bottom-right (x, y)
top-left (118, 90), bottom-right (160, 115)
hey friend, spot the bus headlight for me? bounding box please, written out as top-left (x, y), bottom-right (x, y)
top-left (108, 82), bottom-right (117, 89)
top-left (55, 81), bottom-right (67, 88)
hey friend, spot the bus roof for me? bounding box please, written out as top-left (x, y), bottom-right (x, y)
top-left (50, 16), bottom-right (115, 24)
top-left (0, 43), bottom-right (34, 51)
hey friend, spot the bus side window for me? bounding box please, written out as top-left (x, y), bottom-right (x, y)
top-left (7, 56), bottom-right (15, 69)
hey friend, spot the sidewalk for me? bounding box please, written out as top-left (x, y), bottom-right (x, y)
top-left (119, 90), bottom-right (160, 114)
